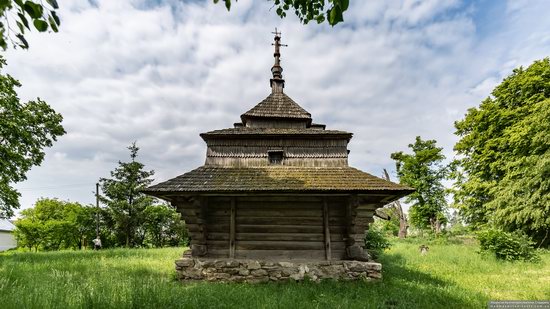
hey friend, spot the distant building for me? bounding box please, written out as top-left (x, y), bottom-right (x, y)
top-left (0, 219), bottom-right (16, 252)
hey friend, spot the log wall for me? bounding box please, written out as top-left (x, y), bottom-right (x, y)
top-left (173, 195), bottom-right (378, 260)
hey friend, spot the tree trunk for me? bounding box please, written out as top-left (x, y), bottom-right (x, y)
top-left (383, 169), bottom-right (408, 238)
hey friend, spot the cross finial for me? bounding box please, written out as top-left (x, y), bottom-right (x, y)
top-left (270, 28), bottom-right (287, 93)
top-left (272, 27), bottom-right (282, 37)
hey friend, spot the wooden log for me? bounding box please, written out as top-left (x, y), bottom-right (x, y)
top-left (236, 240), bottom-right (325, 250)
top-left (331, 249), bottom-right (346, 260)
top-left (235, 217), bottom-right (323, 226)
top-left (179, 209), bottom-right (198, 217)
top-left (207, 240), bottom-right (231, 249)
top-left (207, 249), bottom-right (229, 258)
top-left (235, 209), bottom-right (323, 218)
top-left (356, 209), bottom-right (375, 217)
top-left (236, 201), bottom-right (323, 209)
top-left (235, 249), bottom-right (326, 260)
top-left (221, 232), bottom-right (346, 242)
top-left (236, 224), bottom-right (324, 234)
top-left (205, 215), bottom-right (230, 224)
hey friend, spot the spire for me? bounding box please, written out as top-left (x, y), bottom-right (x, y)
top-left (270, 28), bottom-right (287, 93)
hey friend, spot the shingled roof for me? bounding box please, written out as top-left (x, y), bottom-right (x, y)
top-left (240, 92), bottom-right (312, 123)
top-left (144, 166), bottom-right (413, 197)
top-left (201, 128), bottom-right (352, 139)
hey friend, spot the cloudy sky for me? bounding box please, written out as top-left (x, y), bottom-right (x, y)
top-left (5, 0), bottom-right (550, 214)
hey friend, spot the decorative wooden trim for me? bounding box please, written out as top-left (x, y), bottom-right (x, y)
top-left (229, 197), bottom-right (236, 258)
top-left (323, 197), bottom-right (332, 260)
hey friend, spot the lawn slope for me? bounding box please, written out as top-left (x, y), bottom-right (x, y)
top-left (0, 241), bottom-right (548, 308)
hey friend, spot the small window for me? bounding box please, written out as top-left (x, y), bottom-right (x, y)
top-left (268, 150), bottom-right (284, 165)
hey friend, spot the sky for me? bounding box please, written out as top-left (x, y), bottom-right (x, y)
top-left (4, 0), bottom-right (550, 215)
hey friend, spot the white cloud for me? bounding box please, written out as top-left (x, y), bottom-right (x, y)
top-left (4, 0), bottom-right (550, 213)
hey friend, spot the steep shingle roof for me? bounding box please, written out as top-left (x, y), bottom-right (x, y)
top-left (241, 92), bottom-right (312, 122)
top-left (201, 128), bottom-right (352, 139)
top-left (144, 166), bottom-right (413, 196)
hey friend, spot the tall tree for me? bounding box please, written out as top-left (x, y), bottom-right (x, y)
top-left (391, 136), bottom-right (448, 233)
top-left (100, 142), bottom-right (155, 248)
top-left (454, 59), bottom-right (550, 246)
top-left (0, 57), bottom-right (65, 218)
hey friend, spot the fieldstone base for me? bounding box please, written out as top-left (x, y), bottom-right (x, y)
top-left (175, 252), bottom-right (382, 283)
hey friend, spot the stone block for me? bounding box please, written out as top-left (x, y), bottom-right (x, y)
top-left (175, 258), bottom-right (195, 268)
top-left (365, 262), bottom-right (382, 271)
top-left (246, 261), bottom-right (261, 270)
top-left (223, 260), bottom-right (240, 268)
top-left (175, 257), bottom-right (382, 283)
top-left (344, 261), bottom-right (369, 273)
top-left (278, 262), bottom-right (294, 268)
top-left (367, 271), bottom-right (382, 279)
top-left (251, 269), bottom-right (268, 277)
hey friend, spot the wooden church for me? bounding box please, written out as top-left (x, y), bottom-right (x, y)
top-left (144, 31), bottom-right (412, 273)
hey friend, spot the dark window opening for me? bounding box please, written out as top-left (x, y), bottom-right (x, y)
top-left (268, 150), bottom-right (284, 165)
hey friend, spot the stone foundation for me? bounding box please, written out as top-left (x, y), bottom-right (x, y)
top-left (175, 251), bottom-right (382, 283)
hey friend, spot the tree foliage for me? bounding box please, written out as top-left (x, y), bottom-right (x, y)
top-left (214, 0), bottom-right (349, 26)
top-left (0, 0), bottom-right (60, 49)
top-left (143, 203), bottom-right (187, 247)
top-left (14, 198), bottom-right (95, 251)
top-left (454, 59), bottom-right (550, 245)
top-left (0, 56), bottom-right (65, 218)
top-left (14, 196), bottom-right (187, 251)
top-left (391, 136), bottom-right (448, 232)
top-left (99, 143), bottom-right (155, 248)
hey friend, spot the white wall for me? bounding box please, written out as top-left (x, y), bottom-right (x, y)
top-left (0, 231), bottom-right (17, 251)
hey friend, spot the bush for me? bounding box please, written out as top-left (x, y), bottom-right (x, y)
top-left (477, 229), bottom-right (540, 262)
top-left (365, 229), bottom-right (392, 258)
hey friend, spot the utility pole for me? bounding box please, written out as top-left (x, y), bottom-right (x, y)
top-left (96, 182), bottom-right (100, 239)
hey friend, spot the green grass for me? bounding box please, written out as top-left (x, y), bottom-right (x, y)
top-left (1, 240), bottom-right (549, 309)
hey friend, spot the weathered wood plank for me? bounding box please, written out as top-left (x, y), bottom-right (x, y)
top-left (209, 209), bottom-right (232, 216)
top-left (229, 197), bottom-right (236, 258)
top-left (234, 250), bottom-right (326, 260)
top-left (323, 197), bottom-right (331, 260)
top-left (236, 202), bottom-right (323, 209)
top-left (207, 249), bottom-right (229, 258)
top-left (236, 241), bottom-right (325, 250)
top-left (235, 217), bottom-right (323, 226)
top-left (205, 215), bottom-right (229, 224)
top-left (329, 226), bottom-right (346, 234)
top-left (356, 209), bottom-right (375, 217)
top-left (236, 224), bottom-right (324, 234)
top-left (180, 209), bottom-right (198, 217)
top-left (224, 232), bottom-right (346, 242)
top-left (331, 249), bottom-right (346, 260)
top-left (235, 209), bottom-right (323, 218)
top-left (237, 196), bottom-right (324, 203)
top-left (207, 232), bottom-right (229, 241)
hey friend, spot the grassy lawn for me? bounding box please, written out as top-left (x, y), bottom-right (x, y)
top-left (1, 240), bottom-right (549, 309)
